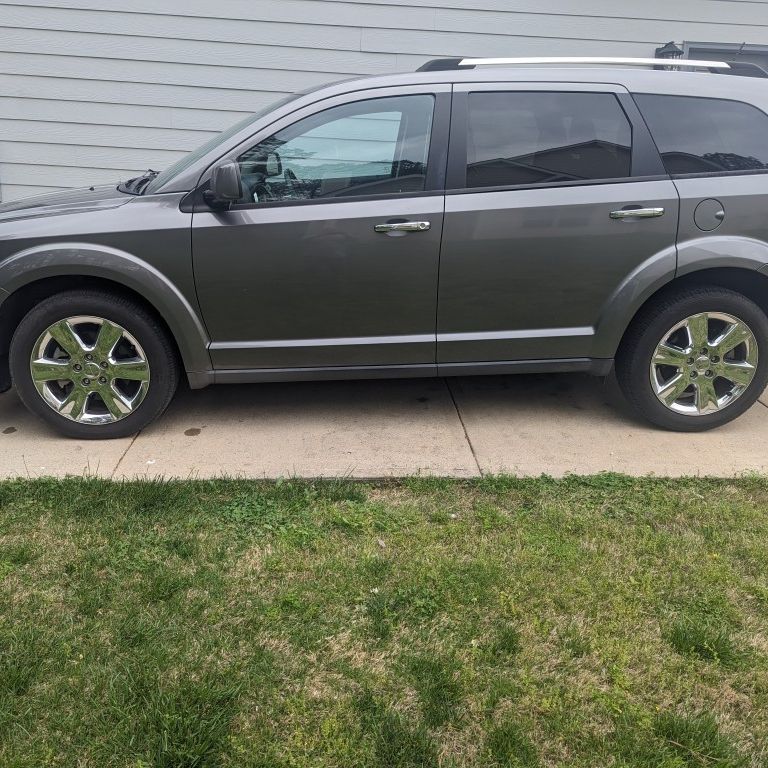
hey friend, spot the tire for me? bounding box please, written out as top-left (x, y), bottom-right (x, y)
top-left (616, 286), bottom-right (768, 432)
top-left (9, 289), bottom-right (179, 439)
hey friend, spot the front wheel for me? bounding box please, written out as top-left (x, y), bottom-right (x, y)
top-left (10, 290), bottom-right (179, 439)
top-left (616, 286), bottom-right (768, 432)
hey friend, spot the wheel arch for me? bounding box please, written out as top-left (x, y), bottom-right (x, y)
top-left (607, 266), bottom-right (768, 360)
top-left (0, 242), bottom-right (212, 391)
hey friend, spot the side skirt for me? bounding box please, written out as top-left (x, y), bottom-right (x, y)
top-left (186, 358), bottom-right (614, 388)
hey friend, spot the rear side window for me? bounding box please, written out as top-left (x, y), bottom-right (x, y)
top-left (635, 94), bottom-right (768, 176)
top-left (465, 91), bottom-right (632, 188)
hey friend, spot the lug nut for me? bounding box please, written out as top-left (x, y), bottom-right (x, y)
top-left (710, 355), bottom-right (720, 364)
top-left (690, 371), bottom-right (698, 379)
top-left (82, 378), bottom-right (90, 386)
top-left (706, 370), bottom-right (713, 377)
top-left (687, 357), bottom-right (695, 365)
top-left (85, 353), bottom-right (93, 361)
top-left (99, 376), bottom-right (107, 384)
top-left (72, 363), bottom-right (82, 372)
top-left (100, 361), bottom-right (108, 369)
top-left (701, 348), bottom-right (708, 355)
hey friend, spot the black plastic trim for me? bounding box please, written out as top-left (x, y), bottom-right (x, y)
top-left (670, 168), bottom-right (768, 180)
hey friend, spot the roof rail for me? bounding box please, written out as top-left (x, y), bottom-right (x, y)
top-left (416, 56), bottom-right (731, 72)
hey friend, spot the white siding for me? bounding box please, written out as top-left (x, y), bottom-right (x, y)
top-left (1, 0), bottom-right (767, 201)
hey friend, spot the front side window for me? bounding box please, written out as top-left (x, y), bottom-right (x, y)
top-left (465, 91), bottom-right (632, 189)
top-left (235, 94), bottom-right (434, 204)
top-left (634, 94), bottom-right (768, 176)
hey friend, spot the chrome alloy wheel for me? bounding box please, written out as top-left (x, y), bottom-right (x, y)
top-left (29, 315), bottom-right (150, 424)
top-left (650, 312), bottom-right (758, 416)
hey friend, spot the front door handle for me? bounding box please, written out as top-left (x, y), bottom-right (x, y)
top-left (374, 221), bottom-right (431, 233)
top-left (609, 207), bottom-right (665, 220)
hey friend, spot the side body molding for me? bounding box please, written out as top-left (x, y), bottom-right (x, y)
top-left (0, 242), bottom-right (212, 385)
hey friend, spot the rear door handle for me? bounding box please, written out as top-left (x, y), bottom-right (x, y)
top-left (374, 221), bottom-right (431, 233)
top-left (609, 207), bottom-right (665, 220)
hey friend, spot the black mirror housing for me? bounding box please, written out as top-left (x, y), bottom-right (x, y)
top-left (204, 162), bottom-right (242, 208)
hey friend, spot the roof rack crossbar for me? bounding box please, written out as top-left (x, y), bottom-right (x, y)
top-left (457, 56), bottom-right (731, 69)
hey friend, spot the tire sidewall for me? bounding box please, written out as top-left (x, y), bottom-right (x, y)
top-left (10, 292), bottom-right (177, 439)
top-left (623, 290), bottom-right (768, 431)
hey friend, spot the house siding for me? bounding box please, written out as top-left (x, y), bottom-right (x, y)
top-left (1, 0), bottom-right (767, 201)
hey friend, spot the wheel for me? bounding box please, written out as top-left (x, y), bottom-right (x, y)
top-left (616, 286), bottom-right (768, 432)
top-left (9, 290), bottom-right (179, 439)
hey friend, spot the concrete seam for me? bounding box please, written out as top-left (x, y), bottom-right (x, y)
top-left (444, 377), bottom-right (482, 477)
top-left (111, 431), bottom-right (140, 479)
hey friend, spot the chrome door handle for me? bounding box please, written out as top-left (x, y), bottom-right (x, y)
top-left (374, 221), bottom-right (431, 233)
top-left (609, 207), bottom-right (665, 219)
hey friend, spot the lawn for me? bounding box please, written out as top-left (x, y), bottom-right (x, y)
top-left (1, 475), bottom-right (768, 767)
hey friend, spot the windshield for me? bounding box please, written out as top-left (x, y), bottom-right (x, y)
top-left (143, 94), bottom-right (302, 194)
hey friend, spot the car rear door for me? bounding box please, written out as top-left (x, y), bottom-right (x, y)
top-left (191, 85), bottom-right (450, 374)
top-left (436, 82), bottom-right (680, 370)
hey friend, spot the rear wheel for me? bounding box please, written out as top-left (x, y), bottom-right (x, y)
top-left (10, 290), bottom-right (179, 439)
top-left (616, 286), bottom-right (768, 431)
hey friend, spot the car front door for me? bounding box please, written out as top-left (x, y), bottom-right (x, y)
top-left (191, 85), bottom-right (450, 375)
top-left (436, 82), bottom-right (680, 370)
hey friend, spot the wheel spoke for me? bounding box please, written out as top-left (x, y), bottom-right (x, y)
top-left (657, 373), bottom-right (690, 407)
top-left (99, 386), bottom-right (131, 420)
top-left (110, 358), bottom-right (149, 382)
top-left (94, 320), bottom-right (124, 359)
top-left (684, 313), bottom-right (710, 350)
top-left (713, 321), bottom-right (753, 356)
top-left (695, 377), bottom-right (720, 414)
top-left (49, 320), bottom-right (86, 358)
top-left (653, 343), bottom-right (688, 368)
top-left (58, 388), bottom-right (89, 420)
top-left (30, 358), bottom-right (71, 382)
top-left (717, 361), bottom-right (756, 388)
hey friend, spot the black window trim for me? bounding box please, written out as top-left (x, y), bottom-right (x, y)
top-left (189, 90), bottom-right (452, 213)
top-left (445, 86), bottom-right (667, 195)
top-left (632, 91), bottom-right (768, 181)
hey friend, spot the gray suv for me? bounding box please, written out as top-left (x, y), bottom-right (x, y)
top-left (2, 56), bottom-right (768, 438)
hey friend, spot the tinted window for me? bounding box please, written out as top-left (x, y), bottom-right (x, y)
top-left (236, 95), bottom-right (434, 203)
top-left (635, 94), bottom-right (768, 175)
top-left (465, 92), bottom-right (632, 188)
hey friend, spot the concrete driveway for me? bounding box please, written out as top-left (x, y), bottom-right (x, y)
top-left (1, 374), bottom-right (767, 479)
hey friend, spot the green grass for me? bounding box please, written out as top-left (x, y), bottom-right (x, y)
top-left (1, 474), bottom-right (768, 767)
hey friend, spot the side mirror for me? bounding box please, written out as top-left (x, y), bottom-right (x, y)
top-left (203, 162), bottom-right (242, 208)
top-left (265, 151), bottom-right (282, 177)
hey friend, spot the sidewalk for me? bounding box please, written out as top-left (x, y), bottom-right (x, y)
top-left (1, 374), bottom-right (767, 479)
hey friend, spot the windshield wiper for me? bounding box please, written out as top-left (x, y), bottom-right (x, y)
top-left (118, 169), bottom-right (159, 195)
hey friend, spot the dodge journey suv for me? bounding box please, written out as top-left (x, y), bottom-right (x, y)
top-left (2, 56), bottom-right (768, 438)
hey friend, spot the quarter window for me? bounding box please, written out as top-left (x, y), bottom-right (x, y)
top-left (235, 94), bottom-right (434, 204)
top-left (465, 91), bottom-right (632, 188)
top-left (635, 94), bottom-right (768, 175)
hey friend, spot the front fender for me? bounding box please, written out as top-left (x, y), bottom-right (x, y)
top-left (0, 241), bottom-right (212, 381)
